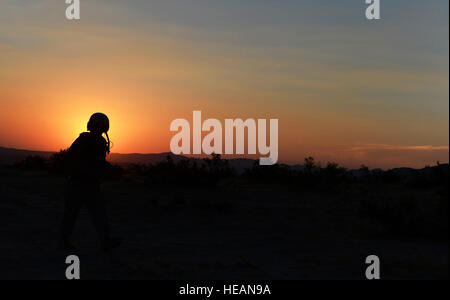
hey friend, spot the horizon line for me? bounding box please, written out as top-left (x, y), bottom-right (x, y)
top-left (0, 145), bottom-right (448, 171)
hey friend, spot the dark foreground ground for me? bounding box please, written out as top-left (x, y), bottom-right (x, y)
top-left (0, 165), bottom-right (448, 280)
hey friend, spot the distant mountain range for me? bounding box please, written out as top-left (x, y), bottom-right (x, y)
top-left (0, 146), bottom-right (447, 177)
top-left (0, 146), bottom-right (184, 165)
top-left (0, 146), bottom-right (55, 164)
top-left (0, 146), bottom-right (257, 173)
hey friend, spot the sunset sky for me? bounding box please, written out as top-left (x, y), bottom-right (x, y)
top-left (0, 0), bottom-right (448, 168)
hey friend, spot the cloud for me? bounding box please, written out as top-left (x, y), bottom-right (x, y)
top-left (348, 144), bottom-right (449, 152)
top-left (320, 143), bottom-right (450, 169)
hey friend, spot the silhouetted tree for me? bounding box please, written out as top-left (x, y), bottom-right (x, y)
top-left (304, 157), bottom-right (315, 173)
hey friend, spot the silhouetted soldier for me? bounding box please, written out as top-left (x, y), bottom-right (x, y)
top-left (60, 113), bottom-right (121, 252)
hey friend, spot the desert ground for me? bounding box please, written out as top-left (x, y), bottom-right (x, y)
top-left (0, 158), bottom-right (448, 280)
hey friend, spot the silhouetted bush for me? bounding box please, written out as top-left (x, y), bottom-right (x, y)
top-left (104, 163), bottom-right (125, 181)
top-left (9, 151), bottom-right (448, 240)
top-left (243, 163), bottom-right (294, 185)
top-left (138, 154), bottom-right (235, 187)
top-left (14, 155), bottom-right (47, 171)
top-left (48, 149), bottom-right (68, 175)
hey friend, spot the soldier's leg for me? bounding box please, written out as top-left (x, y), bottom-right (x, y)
top-left (60, 187), bottom-right (83, 246)
top-left (86, 187), bottom-right (110, 249)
